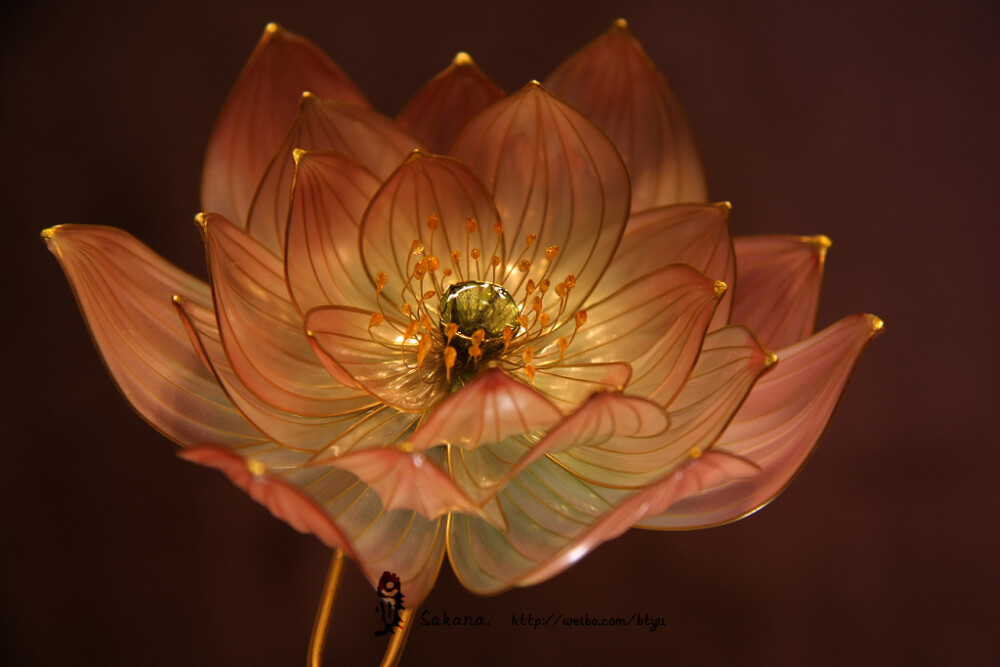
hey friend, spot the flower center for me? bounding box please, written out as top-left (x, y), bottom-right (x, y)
top-left (438, 281), bottom-right (519, 344)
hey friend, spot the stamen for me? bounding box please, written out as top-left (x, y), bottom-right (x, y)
top-left (470, 248), bottom-right (481, 260)
top-left (502, 326), bottom-right (513, 353)
top-left (417, 334), bottom-right (432, 365)
top-left (427, 256), bottom-right (440, 271)
top-left (556, 337), bottom-right (569, 362)
top-left (445, 322), bottom-right (458, 345)
top-left (525, 233), bottom-right (537, 247)
top-left (444, 346), bottom-right (457, 381)
top-left (466, 217), bottom-right (478, 234)
top-left (468, 344), bottom-right (483, 367)
top-left (522, 347), bottom-right (535, 364)
top-left (545, 245), bottom-right (559, 260)
top-left (518, 259), bottom-right (531, 272)
top-left (493, 221), bottom-right (503, 235)
top-left (525, 364), bottom-right (536, 384)
top-left (369, 312), bottom-right (384, 328)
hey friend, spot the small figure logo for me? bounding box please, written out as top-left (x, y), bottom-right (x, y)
top-left (374, 571), bottom-right (404, 636)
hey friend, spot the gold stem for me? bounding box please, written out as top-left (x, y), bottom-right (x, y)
top-left (307, 549), bottom-right (347, 667)
top-left (380, 607), bottom-right (417, 667)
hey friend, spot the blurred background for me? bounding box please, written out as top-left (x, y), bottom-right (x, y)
top-left (2, 0), bottom-right (997, 664)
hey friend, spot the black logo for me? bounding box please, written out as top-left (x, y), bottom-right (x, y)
top-left (374, 571), bottom-right (404, 636)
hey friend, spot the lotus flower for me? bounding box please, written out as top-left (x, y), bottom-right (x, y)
top-left (44, 20), bottom-right (881, 622)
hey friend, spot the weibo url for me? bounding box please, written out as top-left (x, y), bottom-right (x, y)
top-left (419, 609), bottom-right (666, 632)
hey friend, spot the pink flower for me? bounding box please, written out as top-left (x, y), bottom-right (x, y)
top-left (43, 21), bottom-right (882, 608)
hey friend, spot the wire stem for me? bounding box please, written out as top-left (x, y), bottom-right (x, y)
top-left (380, 607), bottom-right (417, 667)
top-left (307, 549), bottom-right (347, 667)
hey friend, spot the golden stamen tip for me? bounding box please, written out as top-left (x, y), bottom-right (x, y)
top-left (194, 212), bottom-right (208, 230)
top-left (171, 294), bottom-right (183, 305)
top-left (871, 315), bottom-right (885, 334)
top-left (765, 351), bottom-right (779, 367)
top-left (40, 226), bottom-right (57, 242)
top-left (292, 148), bottom-right (307, 163)
top-left (246, 459), bottom-right (266, 476)
top-left (452, 51), bottom-right (473, 66)
top-left (713, 280), bottom-right (728, 299)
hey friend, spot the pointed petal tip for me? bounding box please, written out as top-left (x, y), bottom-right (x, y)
top-left (713, 280), bottom-right (728, 299)
top-left (715, 201), bottom-right (733, 213)
top-left (40, 226), bottom-right (59, 243)
top-left (611, 17), bottom-right (630, 32)
top-left (264, 22), bottom-right (281, 35)
top-left (870, 314), bottom-right (885, 336)
top-left (292, 147), bottom-right (307, 164)
top-left (452, 51), bottom-right (474, 66)
top-left (764, 350), bottom-right (779, 368)
top-left (193, 212), bottom-right (208, 231)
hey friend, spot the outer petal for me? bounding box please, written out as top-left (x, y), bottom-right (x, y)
top-left (174, 295), bottom-right (374, 452)
top-left (311, 446), bottom-right (483, 520)
top-left (512, 362), bottom-right (632, 413)
top-left (199, 214), bottom-right (375, 416)
top-left (451, 83), bottom-right (630, 319)
top-left (247, 95), bottom-right (422, 254)
top-left (285, 152), bottom-right (383, 314)
top-left (731, 234), bottom-right (830, 349)
top-left (201, 25), bottom-right (368, 227)
top-left (593, 203), bottom-right (735, 329)
top-left (637, 313), bottom-right (883, 529)
top-left (183, 447), bottom-right (446, 606)
top-left (447, 450), bottom-right (750, 595)
top-left (408, 368), bottom-right (562, 451)
top-left (397, 52), bottom-right (505, 154)
top-left (535, 264), bottom-right (722, 403)
top-left (551, 325), bottom-right (773, 489)
top-left (306, 306), bottom-right (447, 412)
top-left (43, 225), bottom-right (263, 447)
top-left (359, 152), bottom-right (503, 312)
top-left (545, 19), bottom-right (707, 210)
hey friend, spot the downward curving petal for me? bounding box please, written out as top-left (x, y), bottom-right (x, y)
top-left (636, 313), bottom-right (883, 529)
top-left (43, 225), bottom-right (263, 448)
top-left (397, 52), bottom-right (505, 154)
top-left (183, 446), bottom-right (447, 606)
top-left (731, 234), bottom-right (830, 349)
top-left (545, 19), bottom-right (707, 210)
top-left (451, 83), bottom-right (630, 320)
top-left (408, 367), bottom-right (562, 450)
top-left (285, 152), bottom-right (383, 314)
top-left (247, 95), bottom-right (422, 254)
top-left (201, 24), bottom-right (369, 227)
top-left (311, 446), bottom-right (482, 520)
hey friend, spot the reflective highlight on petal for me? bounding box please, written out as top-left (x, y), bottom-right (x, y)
top-left (201, 25), bottom-right (368, 227)
top-left (546, 20), bottom-right (707, 210)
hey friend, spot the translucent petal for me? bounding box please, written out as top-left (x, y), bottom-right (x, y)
top-left (508, 362), bottom-right (632, 413)
top-left (311, 446), bottom-right (481, 519)
top-left (447, 450), bottom-right (743, 594)
top-left (535, 264), bottom-right (721, 403)
top-left (174, 295), bottom-right (375, 451)
top-left (594, 203), bottom-right (735, 329)
top-left (637, 313), bottom-right (883, 529)
top-left (200, 214), bottom-right (375, 417)
top-left (731, 234), bottom-right (830, 349)
top-left (247, 95), bottom-right (421, 254)
top-left (409, 367), bottom-right (562, 450)
top-left (397, 52), bottom-right (505, 154)
top-left (183, 446), bottom-right (447, 606)
top-left (554, 326), bottom-right (774, 489)
top-left (201, 25), bottom-right (368, 227)
top-left (285, 152), bottom-right (383, 314)
top-left (451, 83), bottom-right (630, 320)
top-left (43, 225), bottom-right (263, 447)
top-left (359, 152), bottom-right (502, 313)
top-left (306, 306), bottom-right (447, 412)
top-left (545, 20), bottom-right (706, 210)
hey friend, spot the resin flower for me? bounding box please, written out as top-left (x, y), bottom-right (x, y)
top-left (44, 21), bottom-right (882, 614)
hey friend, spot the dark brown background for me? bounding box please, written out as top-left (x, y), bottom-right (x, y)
top-left (3, 0), bottom-right (997, 664)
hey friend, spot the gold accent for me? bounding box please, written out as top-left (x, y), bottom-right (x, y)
top-left (245, 458), bottom-right (266, 476)
top-left (713, 280), bottom-right (728, 299)
top-left (398, 441), bottom-right (415, 453)
top-left (381, 607), bottom-right (417, 667)
top-left (871, 315), bottom-right (885, 334)
top-left (689, 446), bottom-right (703, 459)
top-left (308, 550), bottom-right (347, 667)
top-left (528, 79), bottom-right (542, 87)
top-left (301, 90), bottom-right (315, 100)
top-left (265, 22), bottom-right (280, 35)
top-left (40, 226), bottom-right (58, 242)
top-left (714, 200), bottom-right (733, 213)
top-left (765, 351), bottom-right (779, 367)
top-left (807, 234), bottom-right (833, 250)
top-left (452, 51), bottom-right (473, 66)
top-left (292, 148), bottom-right (307, 164)
top-left (613, 17), bottom-right (629, 30)
top-left (194, 212), bottom-right (208, 230)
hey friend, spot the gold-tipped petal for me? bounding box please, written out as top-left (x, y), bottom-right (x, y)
top-left (40, 226), bottom-right (58, 242)
top-left (714, 280), bottom-right (728, 299)
top-left (871, 314), bottom-right (885, 334)
top-left (452, 51), bottom-right (473, 66)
